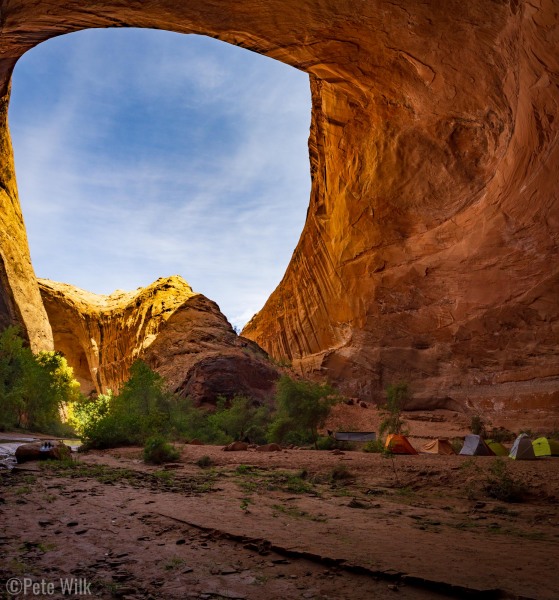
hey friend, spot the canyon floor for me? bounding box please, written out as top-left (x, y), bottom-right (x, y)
top-left (2, 413), bottom-right (559, 600)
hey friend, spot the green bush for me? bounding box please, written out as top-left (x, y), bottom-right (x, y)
top-left (363, 439), bottom-right (385, 453)
top-left (167, 397), bottom-right (225, 444)
top-left (196, 455), bottom-right (214, 469)
top-left (315, 436), bottom-right (344, 450)
top-left (484, 459), bottom-right (528, 503)
top-left (143, 436), bottom-right (180, 465)
top-left (268, 375), bottom-right (339, 448)
top-left (450, 437), bottom-right (463, 454)
top-left (75, 361), bottom-right (273, 449)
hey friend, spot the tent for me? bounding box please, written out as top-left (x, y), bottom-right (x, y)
top-left (486, 439), bottom-right (508, 457)
top-left (459, 434), bottom-right (495, 456)
top-left (421, 439), bottom-right (456, 455)
top-left (509, 433), bottom-right (536, 460)
top-left (532, 437), bottom-right (559, 457)
top-left (385, 434), bottom-right (418, 455)
top-left (332, 431), bottom-right (376, 442)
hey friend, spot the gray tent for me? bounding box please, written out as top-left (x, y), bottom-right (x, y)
top-left (509, 433), bottom-right (536, 460)
top-left (332, 431), bottom-right (376, 442)
top-left (459, 434), bottom-right (495, 456)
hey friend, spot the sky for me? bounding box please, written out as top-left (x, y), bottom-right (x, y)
top-left (9, 29), bottom-right (311, 330)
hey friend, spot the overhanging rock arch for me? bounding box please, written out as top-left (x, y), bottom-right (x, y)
top-left (0, 1), bottom-right (558, 412)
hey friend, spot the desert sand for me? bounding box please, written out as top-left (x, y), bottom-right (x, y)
top-left (2, 420), bottom-right (558, 600)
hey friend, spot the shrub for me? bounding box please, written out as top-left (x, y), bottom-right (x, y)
top-left (315, 436), bottom-right (345, 451)
top-left (484, 459), bottom-right (528, 503)
top-left (268, 375), bottom-right (339, 447)
top-left (487, 426), bottom-right (515, 443)
top-left (330, 465), bottom-right (354, 482)
top-left (143, 436), bottom-right (180, 465)
top-left (450, 437), bottom-right (464, 454)
top-left (363, 439), bottom-right (385, 453)
top-left (208, 396), bottom-right (270, 444)
top-left (196, 455), bottom-right (214, 469)
top-left (167, 397), bottom-right (227, 444)
top-left (470, 414), bottom-right (486, 436)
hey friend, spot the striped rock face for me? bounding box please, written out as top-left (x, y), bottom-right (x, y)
top-left (0, 1), bottom-right (558, 414)
top-left (38, 276), bottom-right (279, 405)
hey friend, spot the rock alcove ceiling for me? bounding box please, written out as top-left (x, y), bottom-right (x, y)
top-left (0, 0), bottom-right (558, 413)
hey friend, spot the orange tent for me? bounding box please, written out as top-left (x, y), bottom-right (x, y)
top-left (421, 439), bottom-right (456, 455)
top-left (385, 434), bottom-right (418, 455)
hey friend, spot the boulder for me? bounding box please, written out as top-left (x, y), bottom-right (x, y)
top-left (15, 441), bottom-right (71, 463)
top-left (254, 443), bottom-right (282, 452)
top-left (222, 441), bottom-right (249, 452)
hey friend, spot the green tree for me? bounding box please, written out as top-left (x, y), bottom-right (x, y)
top-left (0, 326), bottom-right (32, 428)
top-left (68, 390), bottom-right (113, 438)
top-left (268, 375), bottom-right (339, 447)
top-left (78, 360), bottom-right (174, 448)
top-left (116, 360), bottom-right (171, 424)
top-left (209, 396), bottom-right (270, 444)
top-left (0, 327), bottom-right (82, 433)
top-left (379, 382), bottom-right (410, 438)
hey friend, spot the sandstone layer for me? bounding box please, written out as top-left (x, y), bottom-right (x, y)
top-left (39, 276), bottom-right (279, 405)
top-left (0, 1), bottom-right (558, 414)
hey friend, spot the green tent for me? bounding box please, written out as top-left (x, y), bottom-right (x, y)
top-left (532, 437), bottom-right (559, 457)
top-left (486, 439), bottom-right (508, 456)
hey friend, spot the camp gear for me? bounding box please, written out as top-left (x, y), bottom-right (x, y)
top-left (459, 434), bottom-right (495, 456)
top-left (385, 434), bottom-right (418, 455)
top-left (509, 433), bottom-right (536, 460)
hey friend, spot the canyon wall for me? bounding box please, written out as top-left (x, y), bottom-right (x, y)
top-left (39, 276), bottom-right (279, 405)
top-left (0, 1), bottom-right (558, 413)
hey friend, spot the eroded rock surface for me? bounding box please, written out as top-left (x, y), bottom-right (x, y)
top-left (0, 1), bottom-right (558, 415)
top-left (39, 276), bottom-right (279, 404)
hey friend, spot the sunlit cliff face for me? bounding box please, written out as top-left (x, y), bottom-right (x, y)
top-left (38, 276), bottom-right (280, 403)
top-left (0, 1), bottom-right (558, 416)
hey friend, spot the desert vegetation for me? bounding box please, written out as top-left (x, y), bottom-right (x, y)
top-left (72, 367), bottom-right (341, 452)
top-left (0, 326), bottom-right (342, 452)
top-left (0, 326), bottom-right (80, 434)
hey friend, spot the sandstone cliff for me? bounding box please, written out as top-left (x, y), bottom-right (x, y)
top-left (0, 1), bottom-right (558, 415)
top-left (39, 276), bottom-right (279, 405)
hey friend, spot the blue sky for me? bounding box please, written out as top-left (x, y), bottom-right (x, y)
top-left (9, 29), bottom-right (311, 329)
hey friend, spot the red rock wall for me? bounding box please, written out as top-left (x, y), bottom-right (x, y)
top-left (0, 1), bottom-right (557, 412)
top-left (39, 277), bottom-right (279, 404)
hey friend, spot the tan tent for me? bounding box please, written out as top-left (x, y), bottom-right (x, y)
top-left (421, 439), bottom-right (456, 455)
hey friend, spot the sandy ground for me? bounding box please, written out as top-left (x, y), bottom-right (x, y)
top-left (2, 432), bottom-right (559, 600)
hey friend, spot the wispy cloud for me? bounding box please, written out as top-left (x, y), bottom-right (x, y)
top-left (10, 29), bottom-right (311, 329)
